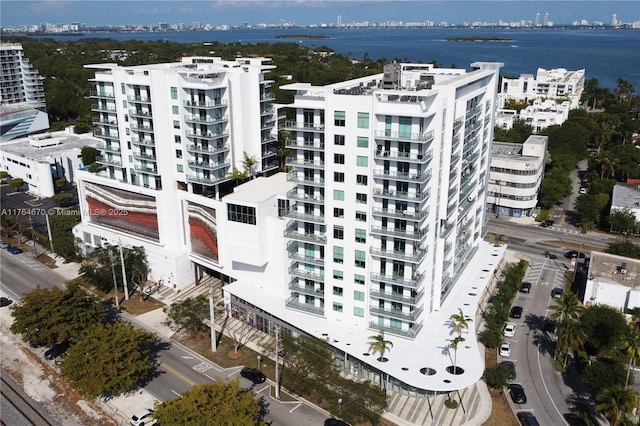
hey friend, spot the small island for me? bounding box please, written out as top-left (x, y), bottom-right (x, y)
top-left (275, 34), bottom-right (329, 39)
top-left (446, 37), bottom-right (514, 42)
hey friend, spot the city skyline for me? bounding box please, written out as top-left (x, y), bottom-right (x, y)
top-left (2, 0), bottom-right (639, 28)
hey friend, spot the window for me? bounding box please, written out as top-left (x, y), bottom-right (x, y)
top-left (334, 208), bottom-right (344, 218)
top-left (176, 150), bottom-right (183, 159)
top-left (333, 190), bottom-right (344, 201)
top-left (357, 112), bottom-right (369, 128)
top-left (355, 229), bottom-right (366, 243)
top-left (172, 105), bottom-right (179, 115)
top-left (121, 83), bottom-right (126, 94)
top-left (354, 307), bottom-right (364, 317)
top-left (334, 110), bottom-right (345, 127)
top-left (334, 172), bottom-right (345, 182)
top-left (357, 136), bottom-right (369, 148)
top-left (334, 153), bottom-right (345, 164)
top-left (355, 211), bottom-right (367, 222)
top-left (333, 286), bottom-right (344, 296)
top-left (354, 290), bottom-right (365, 301)
top-left (333, 270), bottom-right (344, 280)
top-left (278, 199), bottom-right (290, 217)
top-left (355, 250), bottom-right (366, 268)
top-left (334, 134), bottom-right (345, 146)
top-left (173, 120), bottom-right (180, 129)
top-left (354, 274), bottom-right (365, 285)
top-left (356, 193), bottom-right (367, 204)
top-left (122, 100), bottom-right (127, 108)
top-left (174, 135), bottom-right (181, 143)
top-left (333, 246), bottom-right (344, 264)
top-left (227, 204), bottom-right (256, 225)
top-left (356, 156), bottom-right (368, 167)
top-left (125, 128), bottom-right (130, 135)
top-left (333, 303), bottom-right (343, 313)
top-left (356, 175), bottom-right (368, 185)
top-left (170, 87), bottom-right (178, 99)
top-left (177, 164), bottom-right (184, 173)
top-left (333, 226), bottom-right (344, 240)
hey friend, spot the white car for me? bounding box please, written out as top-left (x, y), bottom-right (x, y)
top-left (503, 323), bottom-right (517, 338)
top-left (579, 187), bottom-right (587, 194)
top-left (130, 408), bottom-right (154, 426)
top-left (499, 341), bottom-right (511, 357)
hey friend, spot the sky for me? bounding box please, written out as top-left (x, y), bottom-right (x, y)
top-left (1, 0), bottom-right (639, 28)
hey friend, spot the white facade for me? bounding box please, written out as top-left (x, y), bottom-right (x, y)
top-left (0, 43), bottom-right (50, 141)
top-left (487, 135), bottom-right (547, 217)
top-left (74, 58), bottom-right (506, 394)
top-left (0, 126), bottom-right (101, 197)
top-left (583, 252), bottom-right (640, 312)
top-left (500, 67), bottom-right (585, 109)
top-left (610, 183), bottom-right (640, 224)
top-left (496, 99), bottom-right (571, 133)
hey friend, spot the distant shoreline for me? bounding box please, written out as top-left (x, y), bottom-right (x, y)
top-left (275, 34), bottom-right (329, 39)
top-left (446, 37), bottom-right (514, 42)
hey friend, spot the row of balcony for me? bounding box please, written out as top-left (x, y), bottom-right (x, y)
top-left (370, 225), bottom-right (428, 241)
top-left (283, 207), bottom-right (325, 224)
top-left (287, 249), bottom-right (325, 267)
top-left (186, 143), bottom-right (229, 155)
top-left (374, 129), bottom-right (435, 143)
top-left (368, 321), bottom-right (423, 339)
top-left (187, 160), bottom-right (229, 172)
top-left (283, 222), bottom-right (326, 244)
top-left (186, 172), bottom-right (228, 186)
top-left (285, 294), bottom-right (324, 316)
top-left (184, 114), bottom-right (228, 124)
top-left (286, 158), bottom-right (325, 170)
top-left (286, 189), bottom-right (325, 205)
top-left (284, 139), bottom-right (325, 151)
top-left (373, 149), bottom-right (433, 164)
top-left (286, 172), bottom-right (325, 187)
top-left (372, 188), bottom-right (431, 202)
top-left (370, 289), bottom-right (424, 305)
top-left (372, 169), bottom-right (432, 184)
top-left (288, 280), bottom-right (324, 296)
top-left (281, 120), bottom-right (325, 132)
top-left (369, 246), bottom-right (427, 263)
top-left (371, 206), bottom-right (428, 221)
top-left (186, 129), bottom-right (229, 140)
top-left (370, 272), bottom-right (425, 289)
top-left (184, 99), bottom-right (228, 109)
top-left (369, 305), bottom-right (423, 322)
top-left (288, 265), bottom-right (325, 282)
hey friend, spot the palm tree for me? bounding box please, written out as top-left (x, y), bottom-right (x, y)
top-left (447, 336), bottom-right (464, 375)
top-left (449, 308), bottom-right (472, 337)
top-left (241, 151), bottom-right (258, 179)
top-left (488, 233), bottom-right (507, 247)
top-left (625, 330), bottom-right (640, 388)
top-left (548, 292), bottom-right (584, 325)
top-left (556, 319), bottom-right (586, 367)
top-left (368, 330), bottom-right (393, 362)
top-left (595, 386), bottom-right (639, 426)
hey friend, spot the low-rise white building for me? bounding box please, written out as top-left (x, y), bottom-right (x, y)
top-left (583, 252), bottom-right (640, 312)
top-left (0, 126), bottom-right (101, 197)
top-left (610, 183), bottom-right (640, 225)
top-left (496, 99), bottom-right (571, 133)
top-left (487, 135), bottom-right (547, 217)
top-left (500, 67), bottom-right (585, 109)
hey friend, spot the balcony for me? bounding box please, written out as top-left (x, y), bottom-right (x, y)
top-left (186, 173), bottom-right (228, 186)
top-left (285, 294), bottom-right (324, 316)
top-left (369, 321), bottom-right (422, 339)
top-left (93, 117), bottom-right (118, 126)
top-left (95, 142), bottom-right (121, 153)
top-left (288, 280), bottom-right (324, 297)
top-left (186, 143), bottom-right (229, 155)
top-left (93, 130), bottom-right (119, 140)
top-left (288, 265), bottom-right (325, 282)
top-left (131, 138), bottom-right (155, 147)
top-left (184, 114), bottom-right (228, 125)
top-left (370, 225), bottom-right (427, 241)
top-left (370, 289), bottom-right (424, 305)
top-left (133, 152), bottom-right (157, 161)
top-left (372, 169), bottom-right (432, 184)
top-left (372, 188), bottom-right (431, 203)
top-left (283, 223), bottom-right (326, 244)
top-left (130, 123), bottom-right (154, 132)
top-left (186, 129), bottom-right (229, 140)
top-left (286, 158), bottom-right (325, 170)
top-left (183, 99), bottom-right (228, 109)
top-left (128, 109), bottom-right (152, 118)
top-left (284, 208), bottom-right (325, 224)
top-left (287, 250), bottom-right (325, 267)
top-left (286, 172), bottom-right (325, 187)
top-left (284, 139), bottom-right (325, 151)
top-left (369, 246), bottom-right (427, 263)
top-left (280, 120), bottom-right (325, 132)
top-left (374, 129), bottom-right (435, 144)
top-left (134, 165), bottom-right (159, 175)
top-left (187, 160), bottom-right (229, 172)
top-left (369, 272), bottom-right (425, 289)
top-left (96, 155), bottom-right (122, 166)
top-left (286, 189), bottom-right (324, 205)
top-left (90, 91), bottom-right (115, 98)
top-left (369, 305), bottom-right (423, 322)
top-left (127, 95), bottom-right (151, 103)
top-left (373, 149), bottom-right (433, 164)
top-left (262, 148), bottom-right (277, 158)
top-left (371, 207), bottom-right (428, 221)
top-left (261, 93), bottom-right (275, 101)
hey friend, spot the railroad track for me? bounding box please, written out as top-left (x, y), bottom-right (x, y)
top-left (0, 374), bottom-right (57, 426)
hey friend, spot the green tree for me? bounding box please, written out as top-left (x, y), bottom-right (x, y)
top-left (80, 146), bottom-right (100, 166)
top-left (8, 177), bottom-right (25, 191)
top-left (54, 176), bottom-right (68, 191)
top-left (153, 379), bottom-right (266, 426)
top-left (10, 284), bottom-right (106, 347)
top-left (581, 304), bottom-right (629, 355)
top-left (48, 207), bottom-right (80, 260)
top-left (556, 319), bottom-right (586, 368)
top-left (79, 244), bottom-right (149, 294)
top-left (624, 330), bottom-right (640, 388)
top-left (488, 233), bottom-right (507, 247)
top-left (595, 386), bottom-right (638, 426)
top-left (368, 330), bottom-right (393, 361)
top-left (51, 193), bottom-right (73, 207)
top-left (548, 292), bottom-right (584, 325)
top-left (162, 295), bottom-right (210, 335)
top-left (584, 359), bottom-right (628, 397)
top-left (609, 208), bottom-right (637, 235)
top-left (60, 321), bottom-right (157, 398)
top-left (483, 364), bottom-right (513, 389)
top-left (606, 239), bottom-right (640, 259)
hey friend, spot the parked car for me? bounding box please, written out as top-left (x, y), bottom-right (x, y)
top-left (130, 408), bottom-right (154, 426)
top-left (508, 384), bottom-right (527, 404)
top-left (517, 411), bottom-right (540, 426)
top-left (0, 241), bottom-right (9, 249)
top-left (520, 282), bottom-right (531, 293)
top-left (579, 187), bottom-right (587, 194)
top-left (240, 367), bottom-right (266, 384)
top-left (324, 419), bottom-right (350, 426)
top-left (510, 306), bottom-right (523, 319)
top-left (503, 323), bottom-right (517, 337)
top-left (499, 341), bottom-right (511, 357)
top-left (551, 288), bottom-right (564, 299)
top-left (500, 361), bottom-right (516, 379)
top-left (7, 246), bottom-right (22, 254)
top-left (563, 413), bottom-right (587, 426)
top-left (544, 318), bottom-right (557, 333)
top-left (564, 250), bottom-right (585, 259)
top-left (0, 297), bottom-right (13, 307)
top-left (44, 341), bottom-right (70, 360)
top-left (540, 219), bottom-right (554, 228)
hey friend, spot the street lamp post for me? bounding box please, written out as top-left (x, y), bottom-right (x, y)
top-left (118, 242), bottom-right (129, 300)
top-left (110, 251), bottom-right (120, 309)
top-left (208, 282), bottom-right (216, 352)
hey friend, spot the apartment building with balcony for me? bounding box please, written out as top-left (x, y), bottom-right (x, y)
top-left (500, 67), bottom-right (585, 109)
top-left (487, 135), bottom-right (548, 218)
top-left (0, 43), bottom-right (49, 141)
top-left (496, 98), bottom-right (571, 133)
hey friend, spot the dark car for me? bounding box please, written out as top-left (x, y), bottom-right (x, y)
top-left (240, 367), bottom-right (266, 384)
top-left (520, 282), bottom-right (531, 294)
top-left (508, 384), bottom-right (527, 404)
top-left (324, 419), bottom-right (350, 426)
top-left (544, 318), bottom-right (557, 333)
top-left (44, 341), bottom-right (70, 360)
top-left (563, 413), bottom-right (588, 426)
top-left (500, 361), bottom-right (516, 379)
top-left (517, 411), bottom-right (540, 426)
top-left (7, 246), bottom-right (22, 254)
top-left (540, 220), bottom-right (554, 228)
top-left (0, 297), bottom-right (13, 307)
top-left (564, 250), bottom-right (585, 259)
top-left (510, 306), bottom-right (523, 319)
top-left (551, 287), bottom-right (564, 299)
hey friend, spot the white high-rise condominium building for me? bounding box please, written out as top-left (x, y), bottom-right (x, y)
top-left (75, 58), bottom-right (506, 398)
top-left (0, 43), bottom-right (49, 141)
